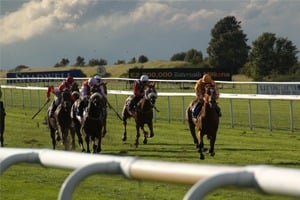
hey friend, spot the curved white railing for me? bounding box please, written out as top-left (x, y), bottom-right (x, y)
top-left (1, 148), bottom-right (300, 199)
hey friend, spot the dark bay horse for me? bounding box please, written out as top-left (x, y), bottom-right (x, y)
top-left (47, 89), bottom-right (73, 150)
top-left (82, 92), bottom-right (106, 153)
top-left (0, 101), bottom-right (5, 147)
top-left (121, 83), bottom-right (158, 147)
top-left (186, 85), bottom-right (219, 160)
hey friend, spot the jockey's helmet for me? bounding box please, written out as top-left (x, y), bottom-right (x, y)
top-left (66, 76), bottom-right (74, 84)
top-left (88, 77), bottom-right (97, 87)
top-left (201, 74), bottom-right (212, 84)
top-left (94, 75), bottom-right (102, 85)
top-left (140, 75), bottom-right (149, 83)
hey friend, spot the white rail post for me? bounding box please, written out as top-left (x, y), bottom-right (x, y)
top-left (183, 171), bottom-right (256, 200)
top-left (58, 162), bottom-right (122, 200)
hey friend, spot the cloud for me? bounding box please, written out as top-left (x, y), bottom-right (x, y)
top-left (0, 0), bottom-right (97, 44)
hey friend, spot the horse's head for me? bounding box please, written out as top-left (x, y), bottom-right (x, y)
top-left (145, 83), bottom-right (157, 107)
top-left (61, 89), bottom-right (72, 111)
top-left (204, 84), bottom-right (218, 106)
top-left (86, 92), bottom-right (105, 120)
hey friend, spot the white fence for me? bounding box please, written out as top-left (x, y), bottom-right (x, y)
top-left (1, 148), bottom-right (300, 199)
top-left (1, 78), bottom-right (300, 132)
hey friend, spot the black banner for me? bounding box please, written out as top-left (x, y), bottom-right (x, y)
top-left (6, 69), bottom-right (84, 83)
top-left (129, 68), bottom-right (232, 81)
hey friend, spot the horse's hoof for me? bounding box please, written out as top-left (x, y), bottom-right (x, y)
top-left (149, 133), bottom-right (154, 138)
top-left (143, 139), bottom-right (147, 144)
top-left (122, 136), bottom-right (127, 142)
top-left (210, 152), bottom-right (215, 157)
top-left (82, 149), bottom-right (86, 152)
top-left (200, 154), bottom-right (205, 160)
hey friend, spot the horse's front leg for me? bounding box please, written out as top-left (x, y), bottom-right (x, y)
top-left (85, 135), bottom-right (90, 153)
top-left (147, 121), bottom-right (154, 138)
top-left (96, 135), bottom-right (102, 153)
top-left (70, 129), bottom-right (76, 151)
top-left (209, 134), bottom-right (216, 157)
top-left (122, 118), bottom-right (127, 142)
top-left (61, 128), bottom-right (69, 151)
top-left (0, 132), bottom-right (3, 147)
top-left (141, 125), bottom-right (148, 145)
top-left (75, 123), bottom-right (85, 152)
top-left (135, 124), bottom-right (141, 148)
top-left (198, 131), bottom-right (205, 160)
top-left (50, 129), bottom-right (56, 149)
top-left (102, 113), bottom-right (107, 138)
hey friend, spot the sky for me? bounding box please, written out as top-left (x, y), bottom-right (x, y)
top-left (1, 0), bottom-right (300, 70)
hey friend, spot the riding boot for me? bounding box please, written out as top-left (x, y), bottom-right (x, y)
top-left (215, 105), bottom-right (222, 117)
top-left (192, 101), bottom-right (203, 118)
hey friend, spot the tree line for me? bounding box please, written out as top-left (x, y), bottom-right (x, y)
top-left (14, 16), bottom-right (299, 81)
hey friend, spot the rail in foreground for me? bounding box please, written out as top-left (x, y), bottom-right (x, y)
top-left (1, 148), bottom-right (300, 199)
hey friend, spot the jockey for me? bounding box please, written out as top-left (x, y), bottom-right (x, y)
top-left (93, 75), bottom-right (107, 99)
top-left (79, 76), bottom-right (107, 115)
top-left (192, 74), bottom-right (221, 117)
top-left (128, 74), bottom-right (149, 114)
top-left (47, 76), bottom-right (75, 118)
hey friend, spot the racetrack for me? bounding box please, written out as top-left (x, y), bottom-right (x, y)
top-left (1, 106), bottom-right (300, 200)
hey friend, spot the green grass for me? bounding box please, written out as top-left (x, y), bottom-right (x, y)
top-left (1, 107), bottom-right (300, 200)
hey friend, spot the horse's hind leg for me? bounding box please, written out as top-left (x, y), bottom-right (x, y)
top-left (122, 118), bottom-right (127, 142)
top-left (187, 108), bottom-right (198, 145)
top-left (198, 132), bottom-right (205, 160)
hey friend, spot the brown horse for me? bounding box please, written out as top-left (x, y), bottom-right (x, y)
top-left (186, 85), bottom-right (219, 160)
top-left (82, 92), bottom-right (106, 153)
top-left (47, 89), bottom-right (73, 150)
top-left (121, 83), bottom-right (158, 147)
top-left (0, 101), bottom-right (5, 147)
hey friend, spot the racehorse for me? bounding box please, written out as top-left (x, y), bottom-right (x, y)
top-left (47, 89), bottom-right (73, 150)
top-left (186, 85), bottom-right (219, 160)
top-left (121, 83), bottom-right (158, 147)
top-left (0, 101), bottom-right (5, 147)
top-left (82, 92), bottom-right (106, 153)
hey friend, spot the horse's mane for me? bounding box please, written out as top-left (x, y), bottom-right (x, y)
top-left (90, 92), bottom-right (103, 100)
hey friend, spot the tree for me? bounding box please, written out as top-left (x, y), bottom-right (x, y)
top-left (88, 58), bottom-right (107, 66)
top-left (184, 48), bottom-right (203, 64)
top-left (53, 58), bottom-right (69, 67)
top-left (75, 56), bottom-right (85, 66)
top-left (138, 55), bottom-right (148, 63)
top-left (246, 32), bottom-right (298, 80)
top-left (170, 52), bottom-right (186, 61)
top-left (207, 16), bottom-right (250, 73)
top-left (128, 57), bottom-right (136, 64)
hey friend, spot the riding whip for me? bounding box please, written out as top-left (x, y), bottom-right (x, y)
top-left (31, 100), bottom-right (49, 119)
top-left (107, 101), bottom-right (123, 121)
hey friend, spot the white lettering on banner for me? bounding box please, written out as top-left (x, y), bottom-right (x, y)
top-left (257, 84), bottom-right (300, 95)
